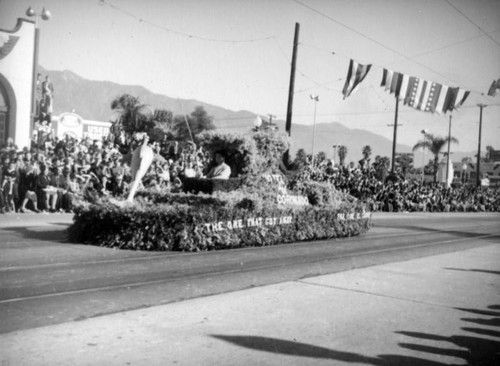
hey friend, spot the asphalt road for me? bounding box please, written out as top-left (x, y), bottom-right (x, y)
top-left (1, 211), bottom-right (499, 335)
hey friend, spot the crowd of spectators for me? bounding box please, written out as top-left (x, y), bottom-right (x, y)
top-left (1, 132), bottom-right (499, 214)
top-left (0, 133), bottom-right (209, 214)
top-left (298, 159), bottom-right (500, 212)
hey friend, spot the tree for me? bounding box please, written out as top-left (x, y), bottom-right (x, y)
top-left (147, 109), bottom-right (174, 143)
top-left (338, 145), bottom-right (348, 166)
top-left (110, 94), bottom-right (173, 154)
top-left (173, 106), bottom-right (216, 141)
top-left (485, 145), bottom-right (494, 162)
top-left (315, 151), bottom-right (327, 164)
top-left (394, 153), bottom-right (414, 175)
top-left (412, 132), bottom-right (459, 183)
top-left (461, 156), bottom-right (472, 164)
top-left (153, 109), bottom-right (174, 132)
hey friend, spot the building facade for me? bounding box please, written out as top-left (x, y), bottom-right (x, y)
top-left (0, 18), bottom-right (36, 149)
top-left (452, 161), bottom-right (500, 188)
top-left (52, 112), bottom-right (111, 141)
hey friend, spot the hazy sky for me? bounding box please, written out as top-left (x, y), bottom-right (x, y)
top-left (1, 0), bottom-right (499, 152)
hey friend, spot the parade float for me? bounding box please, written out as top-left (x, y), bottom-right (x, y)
top-left (68, 96), bottom-right (372, 251)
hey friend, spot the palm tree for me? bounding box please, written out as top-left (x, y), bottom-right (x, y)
top-left (110, 94), bottom-right (172, 153)
top-left (315, 151), bottom-right (327, 164)
top-left (338, 145), bottom-right (348, 166)
top-left (461, 156), bottom-right (472, 164)
top-left (412, 132), bottom-right (458, 182)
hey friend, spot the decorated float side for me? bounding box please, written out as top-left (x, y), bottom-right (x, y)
top-left (68, 96), bottom-right (372, 251)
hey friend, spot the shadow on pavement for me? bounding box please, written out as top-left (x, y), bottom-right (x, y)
top-left (461, 317), bottom-right (500, 328)
top-left (397, 325), bottom-right (500, 365)
top-left (444, 268), bottom-right (500, 276)
top-left (212, 267), bottom-right (500, 365)
top-left (211, 334), bottom-right (455, 365)
top-left (1, 224), bottom-right (70, 242)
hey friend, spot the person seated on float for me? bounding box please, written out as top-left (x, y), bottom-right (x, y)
top-left (205, 150), bottom-right (231, 180)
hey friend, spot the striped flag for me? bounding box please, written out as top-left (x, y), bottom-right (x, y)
top-left (425, 82), bottom-right (442, 113)
top-left (381, 68), bottom-right (470, 114)
top-left (342, 59), bottom-right (372, 99)
top-left (381, 69), bottom-right (393, 92)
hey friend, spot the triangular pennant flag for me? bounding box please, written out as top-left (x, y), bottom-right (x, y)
top-left (487, 79), bottom-right (500, 97)
top-left (342, 59), bottom-right (372, 99)
top-left (454, 89), bottom-right (470, 110)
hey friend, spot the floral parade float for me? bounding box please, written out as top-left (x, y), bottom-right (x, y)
top-left (68, 96), bottom-right (372, 251)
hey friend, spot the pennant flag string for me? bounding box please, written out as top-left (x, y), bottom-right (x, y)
top-left (380, 68), bottom-right (470, 114)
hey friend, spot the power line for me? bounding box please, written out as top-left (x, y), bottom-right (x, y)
top-left (273, 35), bottom-right (342, 94)
top-left (100, 0), bottom-right (275, 43)
top-left (295, 78), bottom-right (343, 94)
top-left (300, 26), bottom-right (500, 69)
top-left (292, 0), bottom-right (490, 95)
top-left (215, 102), bottom-right (500, 123)
top-left (444, 0), bottom-right (500, 48)
top-left (408, 28), bottom-right (500, 60)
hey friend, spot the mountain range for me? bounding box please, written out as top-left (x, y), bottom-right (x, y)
top-left (42, 67), bottom-right (478, 164)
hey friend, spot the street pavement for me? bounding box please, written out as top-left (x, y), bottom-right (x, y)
top-left (1, 212), bottom-right (499, 365)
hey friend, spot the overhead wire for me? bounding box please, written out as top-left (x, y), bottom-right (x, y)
top-left (292, 0), bottom-right (495, 96)
top-left (444, 0), bottom-right (500, 48)
top-left (272, 36), bottom-right (342, 94)
top-left (99, 0), bottom-right (275, 43)
top-left (100, 0), bottom-right (499, 122)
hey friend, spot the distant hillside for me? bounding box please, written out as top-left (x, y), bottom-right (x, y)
top-left (43, 67), bottom-right (418, 162)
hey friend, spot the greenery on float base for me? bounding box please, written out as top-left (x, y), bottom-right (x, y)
top-left (68, 193), bottom-right (370, 252)
top-left (68, 180), bottom-right (371, 251)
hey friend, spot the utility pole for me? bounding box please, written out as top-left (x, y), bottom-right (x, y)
top-left (285, 23), bottom-right (299, 137)
top-left (310, 95), bottom-right (319, 166)
top-left (388, 97), bottom-right (400, 174)
top-left (284, 22), bottom-right (300, 165)
top-left (476, 104), bottom-right (485, 187)
top-left (446, 115), bottom-right (452, 185)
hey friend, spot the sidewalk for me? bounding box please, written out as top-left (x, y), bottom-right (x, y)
top-left (2, 243), bottom-right (499, 366)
